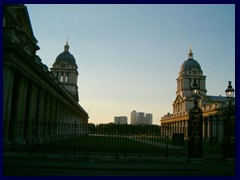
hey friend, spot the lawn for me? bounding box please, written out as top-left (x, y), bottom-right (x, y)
top-left (52, 135), bottom-right (170, 155)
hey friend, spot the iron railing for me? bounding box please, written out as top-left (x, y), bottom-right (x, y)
top-left (3, 112), bottom-right (234, 159)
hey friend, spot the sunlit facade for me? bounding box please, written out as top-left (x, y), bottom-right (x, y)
top-left (160, 49), bottom-right (233, 137)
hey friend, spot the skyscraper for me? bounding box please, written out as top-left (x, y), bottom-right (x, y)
top-left (130, 110), bottom-right (137, 124)
top-left (114, 116), bottom-right (128, 124)
top-left (146, 113), bottom-right (153, 125)
top-left (137, 112), bottom-right (145, 124)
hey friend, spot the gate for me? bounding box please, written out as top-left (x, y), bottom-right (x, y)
top-left (188, 104), bottom-right (203, 158)
top-left (4, 112), bottom-right (234, 159)
top-left (223, 106), bottom-right (235, 159)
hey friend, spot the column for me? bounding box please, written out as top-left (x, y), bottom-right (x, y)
top-left (62, 106), bottom-right (67, 139)
top-left (207, 119), bottom-right (210, 139)
top-left (169, 123), bottom-right (172, 138)
top-left (185, 120), bottom-right (188, 138)
top-left (59, 103), bottom-right (64, 140)
top-left (25, 83), bottom-right (38, 143)
top-left (183, 121), bottom-right (186, 138)
top-left (3, 68), bottom-right (14, 143)
top-left (44, 94), bottom-right (52, 143)
top-left (10, 76), bottom-right (28, 143)
top-left (202, 117), bottom-right (206, 139)
top-left (50, 98), bottom-right (57, 142)
top-left (36, 89), bottom-right (45, 144)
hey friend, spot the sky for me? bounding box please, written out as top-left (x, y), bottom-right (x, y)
top-left (26, 4), bottom-right (235, 125)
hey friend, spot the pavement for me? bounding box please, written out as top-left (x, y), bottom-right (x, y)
top-left (3, 152), bottom-right (236, 176)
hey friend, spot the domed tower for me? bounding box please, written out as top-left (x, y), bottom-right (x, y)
top-left (173, 48), bottom-right (207, 114)
top-left (51, 41), bottom-right (79, 102)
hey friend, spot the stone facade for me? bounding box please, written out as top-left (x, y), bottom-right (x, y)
top-left (3, 4), bottom-right (88, 144)
top-left (160, 48), bottom-right (234, 137)
top-left (51, 42), bottom-right (79, 102)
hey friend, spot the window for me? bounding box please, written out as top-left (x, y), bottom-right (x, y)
top-left (60, 72), bottom-right (63, 82)
top-left (66, 73), bottom-right (68, 82)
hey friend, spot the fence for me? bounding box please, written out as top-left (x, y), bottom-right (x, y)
top-left (4, 122), bottom-right (187, 157)
top-left (3, 113), bottom-right (233, 159)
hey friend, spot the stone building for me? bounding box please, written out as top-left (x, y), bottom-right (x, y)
top-left (160, 48), bottom-right (234, 138)
top-left (3, 4), bottom-right (88, 144)
top-left (51, 42), bottom-right (79, 102)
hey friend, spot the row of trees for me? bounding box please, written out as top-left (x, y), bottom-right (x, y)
top-left (87, 123), bottom-right (162, 136)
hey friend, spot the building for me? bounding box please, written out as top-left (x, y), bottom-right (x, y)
top-left (3, 4), bottom-right (88, 144)
top-left (130, 110), bottom-right (138, 124)
top-left (130, 110), bottom-right (153, 125)
top-left (146, 113), bottom-right (153, 125)
top-left (161, 48), bottom-right (234, 136)
top-left (137, 112), bottom-right (145, 124)
top-left (114, 116), bottom-right (128, 124)
top-left (51, 41), bottom-right (79, 102)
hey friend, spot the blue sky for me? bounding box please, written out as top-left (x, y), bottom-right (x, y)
top-left (26, 4), bottom-right (235, 125)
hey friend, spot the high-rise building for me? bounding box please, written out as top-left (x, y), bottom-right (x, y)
top-left (146, 113), bottom-right (153, 125)
top-left (131, 111), bottom-right (153, 125)
top-left (137, 112), bottom-right (145, 124)
top-left (114, 116), bottom-right (128, 124)
top-left (130, 110), bottom-right (138, 124)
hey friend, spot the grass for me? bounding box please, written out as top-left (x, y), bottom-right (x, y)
top-left (51, 135), bottom-right (172, 155)
top-left (19, 134), bottom-right (222, 156)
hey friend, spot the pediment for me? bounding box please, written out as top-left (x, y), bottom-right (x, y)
top-left (173, 95), bottom-right (184, 104)
top-left (7, 5), bottom-right (37, 44)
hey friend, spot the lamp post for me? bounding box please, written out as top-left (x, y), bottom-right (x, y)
top-left (224, 81), bottom-right (235, 159)
top-left (192, 81), bottom-right (200, 108)
top-left (188, 81), bottom-right (203, 158)
top-left (225, 81), bottom-right (235, 108)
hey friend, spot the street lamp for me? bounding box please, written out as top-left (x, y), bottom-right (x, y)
top-left (191, 81), bottom-right (200, 108)
top-left (225, 81), bottom-right (235, 107)
top-left (188, 81), bottom-right (203, 158)
top-left (224, 81), bottom-right (235, 159)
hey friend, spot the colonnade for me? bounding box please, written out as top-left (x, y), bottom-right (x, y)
top-left (161, 115), bottom-right (224, 142)
top-left (3, 61), bottom-right (88, 145)
top-left (161, 120), bottom-right (188, 139)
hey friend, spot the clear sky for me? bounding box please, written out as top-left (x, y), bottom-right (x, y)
top-left (26, 4), bottom-right (235, 125)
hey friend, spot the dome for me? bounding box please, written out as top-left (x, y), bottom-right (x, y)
top-left (55, 52), bottom-right (76, 66)
top-left (180, 48), bottom-right (202, 73)
top-left (180, 59), bottom-right (202, 72)
top-left (53, 42), bottom-right (77, 68)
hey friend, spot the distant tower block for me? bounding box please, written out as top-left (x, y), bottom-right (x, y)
top-left (131, 110), bottom-right (138, 124)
